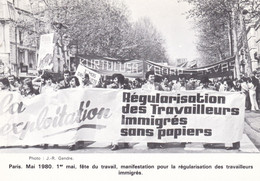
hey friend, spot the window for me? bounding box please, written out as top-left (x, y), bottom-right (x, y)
top-left (18, 48), bottom-right (25, 64)
top-left (28, 51), bottom-right (36, 69)
top-left (19, 30), bottom-right (23, 45)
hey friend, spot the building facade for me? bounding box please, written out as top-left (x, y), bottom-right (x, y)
top-left (0, 0), bottom-right (39, 78)
top-left (0, 0), bottom-right (69, 78)
top-left (246, 18), bottom-right (260, 72)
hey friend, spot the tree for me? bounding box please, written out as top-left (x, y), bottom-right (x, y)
top-left (130, 17), bottom-right (168, 62)
top-left (180, 0), bottom-right (260, 67)
top-left (179, 0), bottom-right (237, 66)
top-left (32, 0), bottom-right (168, 62)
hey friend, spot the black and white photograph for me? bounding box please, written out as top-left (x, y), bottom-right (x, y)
top-left (0, 0), bottom-right (260, 180)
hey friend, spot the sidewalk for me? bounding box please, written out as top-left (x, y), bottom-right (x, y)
top-left (244, 110), bottom-right (260, 150)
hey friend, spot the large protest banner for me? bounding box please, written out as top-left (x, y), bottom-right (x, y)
top-left (145, 60), bottom-right (186, 76)
top-left (77, 56), bottom-right (236, 80)
top-left (79, 57), bottom-right (144, 78)
top-left (0, 89), bottom-right (121, 146)
top-left (188, 56), bottom-right (235, 78)
top-left (0, 89), bottom-right (245, 146)
top-left (145, 57), bottom-right (235, 79)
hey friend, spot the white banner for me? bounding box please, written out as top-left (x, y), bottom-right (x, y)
top-left (37, 33), bottom-right (55, 70)
top-left (0, 89), bottom-right (245, 146)
top-left (75, 64), bottom-right (101, 86)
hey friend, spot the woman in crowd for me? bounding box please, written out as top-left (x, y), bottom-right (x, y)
top-left (107, 73), bottom-right (125, 89)
top-left (131, 78), bottom-right (142, 89)
top-left (41, 73), bottom-right (57, 94)
top-left (248, 78), bottom-right (259, 111)
top-left (68, 76), bottom-right (85, 150)
top-left (226, 79), bottom-right (235, 92)
top-left (69, 75), bottom-right (80, 88)
top-left (0, 78), bottom-right (9, 91)
top-left (19, 78), bottom-right (37, 97)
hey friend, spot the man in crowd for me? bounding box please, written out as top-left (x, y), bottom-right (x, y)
top-left (160, 75), bottom-right (171, 91)
top-left (251, 71), bottom-right (260, 107)
top-left (141, 71), bottom-right (162, 91)
top-left (7, 75), bottom-right (20, 91)
top-left (58, 70), bottom-right (71, 89)
top-left (141, 71), bottom-right (164, 149)
top-left (241, 77), bottom-right (251, 110)
top-left (81, 73), bottom-right (93, 88)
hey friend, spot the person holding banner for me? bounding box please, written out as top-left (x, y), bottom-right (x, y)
top-left (141, 71), bottom-right (165, 149)
top-left (186, 76), bottom-right (214, 151)
top-left (179, 79), bottom-right (187, 91)
top-left (131, 78), bottom-right (142, 89)
top-left (41, 73), bottom-right (57, 94)
top-left (109, 74), bottom-right (130, 151)
top-left (219, 80), bottom-right (227, 92)
top-left (107, 73), bottom-right (125, 89)
top-left (186, 78), bottom-right (195, 90)
top-left (32, 70), bottom-right (45, 93)
top-left (200, 77), bottom-right (215, 90)
top-left (44, 76), bottom-right (80, 150)
top-left (81, 73), bottom-right (93, 88)
top-left (172, 79), bottom-right (182, 91)
top-left (160, 75), bottom-right (172, 91)
top-left (141, 71), bottom-right (163, 91)
top-left (68, 75), bottom-right (84, 150)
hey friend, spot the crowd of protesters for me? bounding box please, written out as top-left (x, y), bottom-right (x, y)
top-left (1, 69), bottom-right (260, 114)
top-left (1, 70), bottom-right (260, 150)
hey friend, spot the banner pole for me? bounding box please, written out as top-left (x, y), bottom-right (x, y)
top-left (142, 59), bottom-right (146, 79)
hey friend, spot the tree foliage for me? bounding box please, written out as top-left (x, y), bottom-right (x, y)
top-left (131, 18), bottom-right (168, 62)
top-left (179, 0), bottom-right (260, 66)
top-left (179, 0), bottom-right (234, 66)
top-left (30, 0), bottom-right (168, 62)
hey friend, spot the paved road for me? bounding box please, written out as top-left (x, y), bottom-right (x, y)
top-left (244, 110), bottom-right (260, 150)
